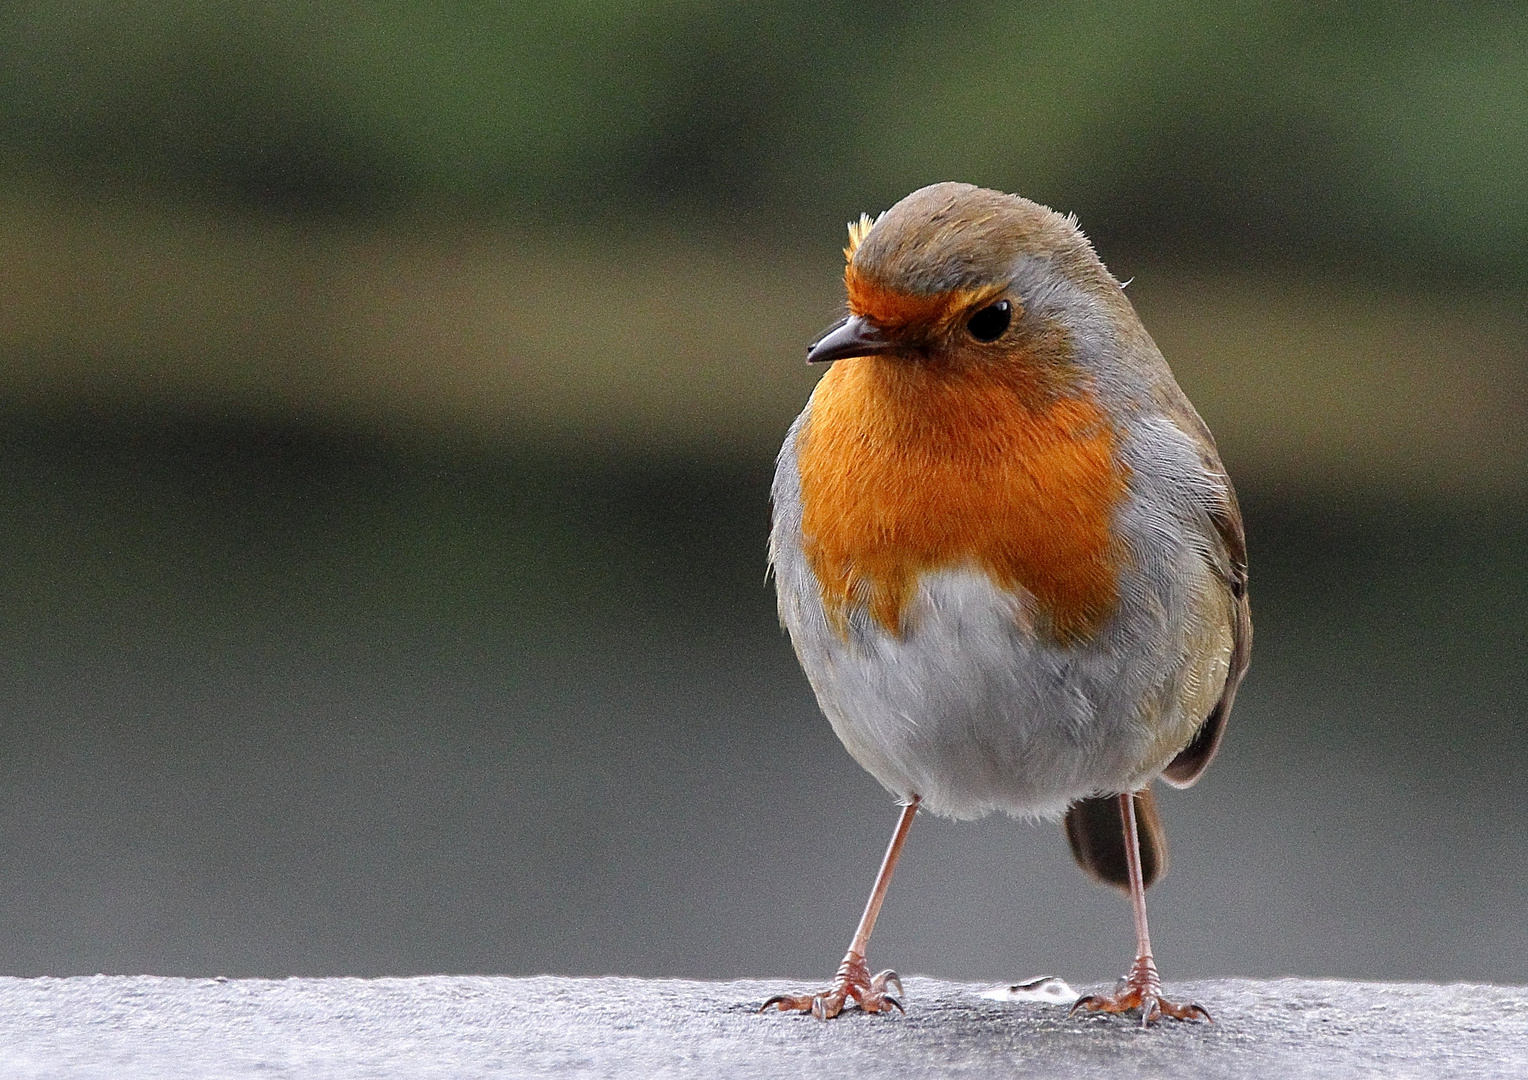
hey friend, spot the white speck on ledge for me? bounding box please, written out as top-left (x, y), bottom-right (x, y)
top-left (977, 975), bottom-right (1078, 1004)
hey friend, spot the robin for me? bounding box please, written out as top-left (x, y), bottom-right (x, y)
top-left (761, 182), bottom-right (1250, 1025)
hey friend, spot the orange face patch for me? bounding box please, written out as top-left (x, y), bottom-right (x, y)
top-left (843, 262), bottom-right (1003, 339)
top-left (796, 355), bottom-right (1128, 644)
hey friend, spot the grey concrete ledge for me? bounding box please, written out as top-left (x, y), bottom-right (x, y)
top-left (0, 975), bottom-right (1524, 1079)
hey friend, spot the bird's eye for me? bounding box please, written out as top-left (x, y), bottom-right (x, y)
top-left (967, 300), bottom-right (1012, 342)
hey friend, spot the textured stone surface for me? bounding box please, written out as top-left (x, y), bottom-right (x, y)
top-left (0, 975), bottom-right (1524, 1079)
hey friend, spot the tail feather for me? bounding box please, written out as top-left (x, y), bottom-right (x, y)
top-left (1063, 788), bottom-right (1168, 892)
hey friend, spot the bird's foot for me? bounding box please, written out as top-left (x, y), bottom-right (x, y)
top-left (759, 951), bottom-right (904, 1019)
top-left (1069, 954), bottom-right (1210, 1027)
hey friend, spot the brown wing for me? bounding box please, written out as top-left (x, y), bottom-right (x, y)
top-left (1061, 426), bottom-right (1248, 890)
top-left (1160, 417), bottom-right (1252, 788)
top-left (1063, 364), bottom-right (1251, 889)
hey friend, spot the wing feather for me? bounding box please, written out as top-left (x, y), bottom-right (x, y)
top-left (1160, 401), bottom-right (1251, 788)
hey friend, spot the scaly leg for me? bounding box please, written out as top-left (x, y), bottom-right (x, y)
top-left (1070, 791), bottom-right (1210, 1026)
top-left (760, 797), bottom-right (919, 1019)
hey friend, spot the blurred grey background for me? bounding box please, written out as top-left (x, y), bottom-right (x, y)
top-left (0, 2), bottom-right (1525, 986)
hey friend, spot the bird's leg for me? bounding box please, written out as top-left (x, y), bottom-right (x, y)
top-left (1071, 791), bottom-right (1210, 1026)
top-left (760, 797), bottom-right (918, 1019)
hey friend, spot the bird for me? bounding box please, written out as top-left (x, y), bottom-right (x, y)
top-left (760, 182), bottom-right (1250, 1025)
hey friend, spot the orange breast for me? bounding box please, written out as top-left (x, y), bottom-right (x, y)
top-left (796, 356), bottom-right (1129, 643)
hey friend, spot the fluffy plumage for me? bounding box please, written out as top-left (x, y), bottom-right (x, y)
top-left (771, 182), bottom-right (1248, 822)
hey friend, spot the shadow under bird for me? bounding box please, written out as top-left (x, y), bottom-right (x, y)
top-left (762, 182), bottom-right (1251, 1025)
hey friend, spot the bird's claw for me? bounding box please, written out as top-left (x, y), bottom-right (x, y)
top-left (1068, 954), bottom-right (1210, 1026)
top-left (760, 953), bottom-right (905, 1019)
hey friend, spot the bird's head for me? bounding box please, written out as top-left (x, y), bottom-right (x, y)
top-left (808, 182), bottom-right (1117, 395)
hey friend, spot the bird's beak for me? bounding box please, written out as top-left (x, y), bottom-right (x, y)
top-left (806, 315), bottom-right (899, 365)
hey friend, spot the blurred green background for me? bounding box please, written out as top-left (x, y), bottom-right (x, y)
top-left (0, 1), bottom-right (1525, 986)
